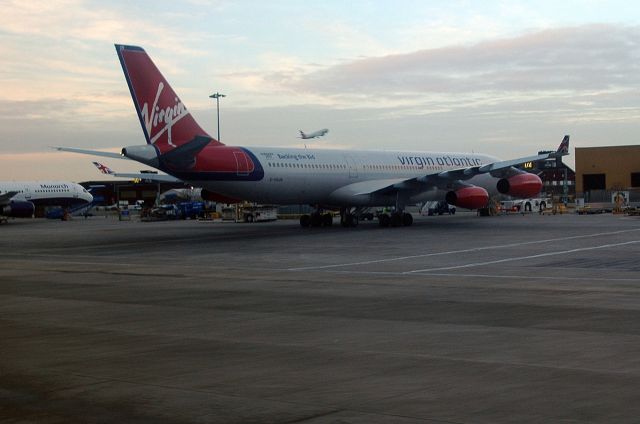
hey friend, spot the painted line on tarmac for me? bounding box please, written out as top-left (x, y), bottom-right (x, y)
top-left (328, 270), bottom-right (640, 282)
top-left (404, 240), bottom-right (640, 273)
top-left (287, 229), bottom-right (640, 271)
top-left (0, 254), bottom-right (144, 267)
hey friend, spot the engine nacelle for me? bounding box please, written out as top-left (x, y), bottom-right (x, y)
top-left (497, 173), bottom-right (542, 198)
top-left (2, 201), bottom-right (35, 218)
top-left (200, 189), bottom-right (241, 204)
top-left (445, 186), bottom-right (489, 210)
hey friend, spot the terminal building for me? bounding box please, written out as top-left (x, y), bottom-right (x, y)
top-left (80, 180), bottom-right (187, 207)
top-left (575, 145), bottom-right (640, 204)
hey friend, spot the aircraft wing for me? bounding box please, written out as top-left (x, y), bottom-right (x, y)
top-left (0, 191), bottom-right (19, 206)
top-left (352, 135), bottom-right (570, 197)
top-left (420, 153), bottom-right (550, 184)
top-left (108, 172), bottom-right (182, 183)
top-left (331, 178), bottom-right (409, 198)
top-left (54, 146), bottom-right (129, 159)
top-left (419, 135), bottom-right (569, 184)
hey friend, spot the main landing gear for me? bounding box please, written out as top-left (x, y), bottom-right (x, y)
top-left (377, 211), bottom-right (413, 227)
top-left (299, 207), bottom-right (414, 228)
top-left (340, 208), bottom-right (359, 228)
top-left (379, 194), bottom-right (414, 227)
top-left (299, 207), bottom-right (360, 228)
top-left (300, 208), bottom-right (359, 228)
top-left (300, 211), bottom-right (334, 228)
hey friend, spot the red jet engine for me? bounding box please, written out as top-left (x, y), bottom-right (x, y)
top-left (445, 186), bottom-right (489, 210)
top-left (497, 173), bottom-right (542, 198)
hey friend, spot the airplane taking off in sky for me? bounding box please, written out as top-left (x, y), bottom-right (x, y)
top-left (0, 181), bottom-right (93, 219)
top-left (58, 44), bottom-right (569, 228)
top-left (299, 128), bottom-right (329, 139)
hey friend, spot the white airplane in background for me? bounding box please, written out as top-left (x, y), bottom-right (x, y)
top-left (57, 44), bottom-right (569, 228)
top-left (0, 181), bottom-right (93, 219)
top-left (299, 128), bottom-right (329, 139)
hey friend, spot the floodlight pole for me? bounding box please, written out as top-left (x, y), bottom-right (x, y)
top-left (209, 92), bottom-right (226, 142)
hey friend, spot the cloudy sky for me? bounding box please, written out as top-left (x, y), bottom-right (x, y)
top-left (0, 0), bottom-right (638, 181)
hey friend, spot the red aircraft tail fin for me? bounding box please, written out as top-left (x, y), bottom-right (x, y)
top-left (115, 44), bottom-right (222, 154)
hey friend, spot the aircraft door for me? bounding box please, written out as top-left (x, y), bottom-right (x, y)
top-left (23, 187), bottom-right (32, 200)
top-left (344, 155), bottom-right (358, 179)
top-left (234, 151), bottom-right (251, 176)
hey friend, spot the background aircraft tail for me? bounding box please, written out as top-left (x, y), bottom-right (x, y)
top-left (556, 135), bottom-right (570, 155)
top-left (115, 44), bottom-right (222, 155)
top-left (92, 161), bottom-right (114, 174)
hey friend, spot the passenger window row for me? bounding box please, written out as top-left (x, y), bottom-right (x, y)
top-left (265, 162), bottom-right (440, 171)
top-left (267, 163), bottom-right (346, 169)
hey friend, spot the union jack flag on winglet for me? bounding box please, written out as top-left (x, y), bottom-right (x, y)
top-left (556, 135), bottom-right (570, 155)
top-left (92, 161), bottom-right (114, 174)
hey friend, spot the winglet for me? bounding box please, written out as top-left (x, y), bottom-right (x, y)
top-left (556, 135), bottom-right (570, 156)
top-left (92, 161), bottom-right (114, 175)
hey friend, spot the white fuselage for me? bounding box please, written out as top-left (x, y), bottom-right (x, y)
top-left (0, 181), bottom-right (93, 206)
top-left (190, 147), bottom-right (501, 206)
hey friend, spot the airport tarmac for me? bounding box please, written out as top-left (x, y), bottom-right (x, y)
top-left (2, 213), bottom-right (640, 423)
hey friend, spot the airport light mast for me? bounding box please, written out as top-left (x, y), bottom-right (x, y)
top-left (209, 92), bottom-right (225, 142)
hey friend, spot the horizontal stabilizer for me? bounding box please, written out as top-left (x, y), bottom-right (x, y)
top-left (160, 135), bottom-right (211, 170)
top-left (107, 172), bottom-right (181, 183)
top-left (54, 147), bottom-right (128, 160)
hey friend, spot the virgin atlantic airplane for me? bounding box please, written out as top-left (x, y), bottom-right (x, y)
top-left (59, 44), bottom-right (569, 228)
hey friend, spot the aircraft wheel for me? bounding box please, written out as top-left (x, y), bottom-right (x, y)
top-left (310, 212), bottom-right (322, 227)
top-left (322, 213), bottom-right (333, 227)
top-left (378, 213), bottom-right (390, 228)
top-left (391, 212), bottom-right (403, 227)
top-left (402, 213), bottom-right (413, 226)
top-left (300, 214), bottom-right (311, 228)
top-left (344, 213), bottom-right (358, 227)
top-left (246, 214), bottom-right (254, 223)
top-left (525, 202), bottom-right (532, 212)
